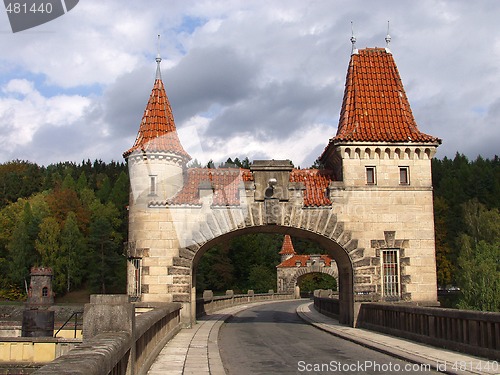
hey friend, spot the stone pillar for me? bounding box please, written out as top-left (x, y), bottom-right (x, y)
top-left (83, 295), bottom-right (135, 340)
top-left (294, 285), bottom-right (301, 299)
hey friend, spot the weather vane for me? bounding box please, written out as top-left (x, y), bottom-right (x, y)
top-left (350, 21), bottom-right (358, 55)
top-left (155, 34), bottom-right (162, 80)
top-left (385, 21), bottom-right (391, 51)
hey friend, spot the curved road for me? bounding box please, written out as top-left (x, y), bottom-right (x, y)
top-left (219, 300), bottom-right (439, 375)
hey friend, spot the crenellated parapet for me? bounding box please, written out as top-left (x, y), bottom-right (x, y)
top-left (338, 144), bottom-right (438, 160)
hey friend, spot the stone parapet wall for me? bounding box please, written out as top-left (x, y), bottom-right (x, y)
top-left (34, 295), bottom-right (182, 375)
top-left (196, 291), bottom-right (295, 318)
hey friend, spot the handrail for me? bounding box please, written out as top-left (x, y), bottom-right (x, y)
top-left (54, 310), bottom-right (83, 338)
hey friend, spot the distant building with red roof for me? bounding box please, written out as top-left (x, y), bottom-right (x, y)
top-left (276, 235), bottom-right (337, 295)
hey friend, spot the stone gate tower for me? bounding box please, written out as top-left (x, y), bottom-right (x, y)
top-left (123, 53), bottom-right (191, 299)
top-left (124, 42), bottom-right (441, 326)
top-left (319, 46), bottom-right (441, 302)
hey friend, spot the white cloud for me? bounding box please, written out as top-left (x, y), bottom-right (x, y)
top-left (0, 79), bottom-right (91, 155)
top-left (0, 0), bottom-right (499, 166)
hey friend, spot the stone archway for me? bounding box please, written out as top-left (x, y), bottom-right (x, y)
top-left (180, 219), bottom-right (354, 325)
top-left (289, 266), bottom-right (339, 297)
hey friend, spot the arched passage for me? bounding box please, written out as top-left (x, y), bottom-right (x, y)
top-left (189, 225), bottom-right (354, 325)
top-left (291, 267), bottom-right (338, 297)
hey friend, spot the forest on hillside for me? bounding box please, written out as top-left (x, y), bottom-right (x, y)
top-left (0, 154), bottom-right (498, 311)
top-left (0, 160), bottom-right (129, 299)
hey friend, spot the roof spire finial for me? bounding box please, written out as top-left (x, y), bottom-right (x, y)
top-left (155, 34), bottom-right (162, 80)
top-left (385, 21), bottom-right (392, 53)
top-left (350, 21), bottom-right (358, 55)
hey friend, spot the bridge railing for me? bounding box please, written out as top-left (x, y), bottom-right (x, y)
top-left (196, 290), bottom-right (295, 318)
top-left (357, 303), bottom-right (500, 360)
top-left (313, 295), bottom-right (500, 360)
top-left (313, 293), bottom-right (340, 320)
top-left (34, 295), bottom-right (182, 375)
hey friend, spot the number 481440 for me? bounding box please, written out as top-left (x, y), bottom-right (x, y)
top-left (6, 2), bottom-right (53, 14)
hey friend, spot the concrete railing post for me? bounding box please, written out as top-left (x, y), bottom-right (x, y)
top-left (83, 295), bottom-right (135, 375)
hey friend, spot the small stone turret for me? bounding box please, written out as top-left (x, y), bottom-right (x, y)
top-left (22, 267), bottom-right (55, 337)
top-left (26, 267), bottom-right (54, 306)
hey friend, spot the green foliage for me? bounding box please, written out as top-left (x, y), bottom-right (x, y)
top-left (196, 244), bottom-right (234, 292)
top-left (0, 159), bottom-right (127, 299)
top-left (248, 265), bottom-right (276, 293)
top-left (8, 202), bottom-right (41, 288)
top-left (35, 216), bottom-right (61, 267)
top-left (0, 161), bottom-right (43, 209)
top-left (432, 154), bottom-right (500, 288)
top-left (433, 196), bottom-right (454, 286)
top-left (87, 203), bottom-right (125, 294)
top-left (196, 233), bottom-right (332, 294)
top-left (457, 239), bottom-right (499, 312)
top-left (60, 212), bottom-right (87, 293)
top-left (299, 273), bottom-right (337, 293)
top-left (455, 201), bottom-right (500, 311)
top-left (197, 233), bottom-right (282, 294)
top-left (0, 285), bottom-right (26, 301)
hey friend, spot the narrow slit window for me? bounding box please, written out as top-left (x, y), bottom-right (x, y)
top-left (366, 167), bottom-right (376, 184)
top-left (382, 249), bottom-right (400, 298)
top-left (399, 167), bottom-right (409, 185)
top-left (149, 175), bottom-right (157, 195)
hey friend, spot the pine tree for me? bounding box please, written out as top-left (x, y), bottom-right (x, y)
top-left (35, 216), bottom-right (61, 267)
top-left (8, 202), bottom-right (40, 288)
top-left (60, 212), bottom-right (86, 293)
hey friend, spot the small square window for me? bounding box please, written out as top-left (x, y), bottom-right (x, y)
top-left (399, 167), bottom-right (409, 185)
top-left (366, 167), bottom-right (376, 184)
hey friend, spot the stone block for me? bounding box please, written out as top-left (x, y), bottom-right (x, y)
top-left (172, 294), bottom-right (190, 302)
top-left (83, 295), bottom-right (134, 340)
top-left (203, 290), bottom-right (213, 300)
top-left (168, 285), bottom-right (190, 294)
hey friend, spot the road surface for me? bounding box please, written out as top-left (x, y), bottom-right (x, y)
top-left (218, 300), bottom-right (438, 374)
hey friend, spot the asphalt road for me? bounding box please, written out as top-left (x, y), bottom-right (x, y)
top-left (218, 300), bottom-right (439, 375)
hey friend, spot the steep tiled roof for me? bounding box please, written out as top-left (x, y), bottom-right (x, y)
top-left (164, 168), bottom-right (332, 207)
top-left (329, 48), bottom-right (440, 144)
top-left (279, 235), bottom-right (297, 255)
top-left (168, 168), bottom-right (253, 207)
top-left (277, 254), bottom-right (333, 268)
top-left (123, 76), bottom-right (190, 159)
top-left (290, 169), bottom-right (332, 207)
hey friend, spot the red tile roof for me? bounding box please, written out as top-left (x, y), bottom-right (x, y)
top-left (327, 48), bottom-right (440, 145)
top-left (279, 235), bottom-right (297, 255)
top-left (290, 169), bottom-right (332, 207)
top-left (164, 168), bottom-right (333, 207)
top-left (168, 168), bottom-right (253, 207)
top-left (123, 78), bottom-right (190, 159)
top-left (277, 254), bottom-right (333, 268)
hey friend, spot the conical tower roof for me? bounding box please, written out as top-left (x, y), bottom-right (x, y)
top-left (123, 56), bottom-right (190, 160)
top-left (322, 48), bottom-right (440, 154)
top-left (279, 235), bottom-right (297, 255)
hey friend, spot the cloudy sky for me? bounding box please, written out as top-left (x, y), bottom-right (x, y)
top-left (0, 0), bottom-right (499, 167)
